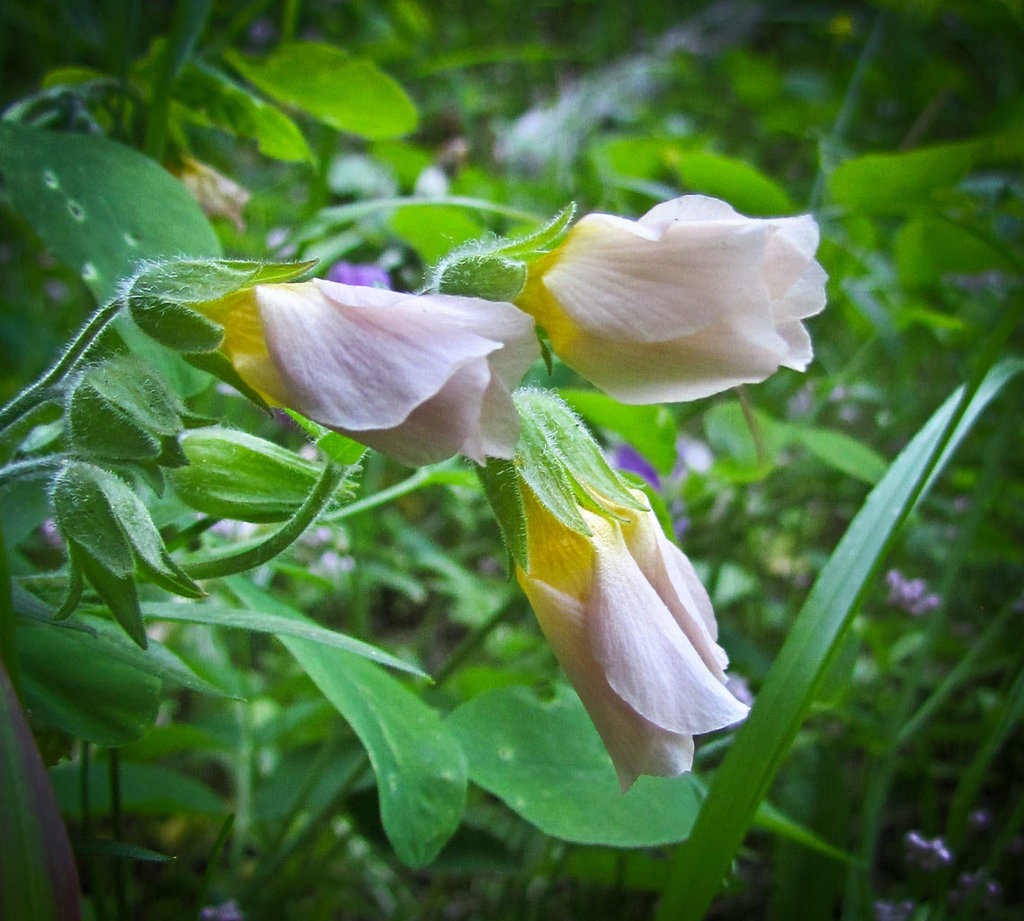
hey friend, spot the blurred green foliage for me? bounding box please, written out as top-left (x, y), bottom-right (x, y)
top-left (1, 1), bottom-right (1022, 919)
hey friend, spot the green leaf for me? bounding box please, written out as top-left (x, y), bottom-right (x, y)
top-left (73, 839), bottom-right (172, 863)
top-left (225, 42), bottom-right (418, 140)
top-left (227, 577), bottom-right (466, 867)
top-left (141, 597), bottom-right (427, 679)
top-left (447, 684), bottom-right (704, 846)
top-left (0, 123), bottom-right (220, 303)
top-left (75, 613), bottom-right (232, 698)
top-left (790, 426), bottom-right (888, 486)
top-left (173, 61), bottom-right (313, 162)
top-left (390, 205), bottom-right (487, 266)
top-left (827, 140), bottom-right (985, 216)
top-left (561, 388), bottom-right (678, 475)
top-left (17, 623), bottom-right (161, 746)
top-left (0, 661), bottom-right (83, 921)
top-left (894, 215), bottom-right (1019, 287)
top-left (170, 427), bottom-right (327, 522)
top-left (672, 150), bottom-right (794, 216)
top-left (655, 357), bottom-right (1024, 921)
top-left (51, 760), bottom-right (225, 816)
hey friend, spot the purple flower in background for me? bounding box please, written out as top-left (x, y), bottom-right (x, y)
top-left (885, 569), bottom-right (941, 616)
top-left (612, 442), bottom-right (661, 490)
top-left (874, 899), bottom-right (915, 921)
top-left (199, 899), bottom-right (246, 921)
top-left (903, 830), bottom-right (953, 871)
top-left (326, 261), bottom-right (392, 290)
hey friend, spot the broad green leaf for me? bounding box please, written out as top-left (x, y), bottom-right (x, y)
top-left (283, 640), bottom-right (467, 866)
top-left (0, 661), bottom-right (82, 921)
top-left (673, 150), bottom-right (794, 215)
top-left (447, 684), bottom-right (704, 846)
top-left (656, 357), bottom-right (1024, 921)
top-left (17, 623), bottom-right (161, 746)
top-left (173, 61), bottom-right (312, 162)
top-left (141, 598), bottom-right (427, 679)
top-left (389, 205), bottom-right (485, 265)
top-left (561, 388), bottom-right (678, 475)
top-left (75, 613), bottom-right (232, 698)
top-left (227, 578), bottom-right (466, 867)
top-left (51, 760), bottom-right (225, 816)
top-left (790, 426), bottom-right (888, 485)
top-left (225, 42), bottom-right (418, 140)
top-left (0, 123), bottom-right (220, 303)
top-left (894, 215), bottom-right (1018, 287)
top-left (827, 140), bottom-right (985, 216)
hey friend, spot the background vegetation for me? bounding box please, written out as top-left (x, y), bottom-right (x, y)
top-left (1, 1), bottom-right (1022, 919)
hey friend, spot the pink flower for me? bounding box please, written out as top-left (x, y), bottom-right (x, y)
top-left (203, 279), bottom-right (539, 466)
top-left (517, 486), bottom-right (749, 789)
top-left (517, 194), bottom-right (826, 403)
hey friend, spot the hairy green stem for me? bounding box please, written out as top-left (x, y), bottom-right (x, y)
top-left (185, 462), bottom-right (343, 580)
top-left (0, 300), bottom-right (123, 434)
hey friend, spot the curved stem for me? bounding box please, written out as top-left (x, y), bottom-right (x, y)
top-left (184, 462), bottom-right (343, 581)
top-left (0, 300), bottom-right (124, 433)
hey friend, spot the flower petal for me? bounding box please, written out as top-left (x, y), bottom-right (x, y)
top-left (587, 521), bottom-right (750, 736)
top-left (540, 212), bottom-right (770, 343)
top-left (519, 574), bottom-right (697, 790)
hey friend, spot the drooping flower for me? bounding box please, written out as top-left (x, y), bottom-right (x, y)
top-left (516, 483), bottom-right (749, 790)
top-left (200, 279), bottom-right (540, 466)
top-left (516, 194), bottom-right (827, 403)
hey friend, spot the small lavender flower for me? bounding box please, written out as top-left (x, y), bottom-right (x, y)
top-left (874, 898), bottom-right (915, 921)
top-left (949, 870), bottom-right (1002, 909)
top-left (325, 261), bottom-right (392, 289)
top-left (967, 808), bottom-right (993, 832)
top-left (611, 443), bottom-right (660, 490)
top-left (885, 569), bottom-right (941, 616)
top-left (199, 899), bottom-right (245, 921)
top-left (903, 830), bottom-right (953, 871)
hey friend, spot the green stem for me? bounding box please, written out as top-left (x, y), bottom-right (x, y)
top-left (143, 0), bottom-right (213, 161)
top-left (0, 455), bottom-right (66, 487)
top-left (281, 0), bottom-right (301, 42)
top-left (0, 300), bottom-right (124, 434)
top-left (808, 12), bottom-right (887, 211)
top-left (324, 462), bottom-right (454, 524)
top-left (184, 462), bottom-right (343, 580)
top-left (109, 749), bottom-right (128, 921)
top-left (230, 697), bottom-right (254, 873)
top-left (0, 496), bottom-right (19, 702)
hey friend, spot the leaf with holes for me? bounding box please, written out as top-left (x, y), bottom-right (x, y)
top-left (0, 123), bottom-right (220, 303)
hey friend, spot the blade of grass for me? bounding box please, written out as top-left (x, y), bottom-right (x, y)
top-left (655, 355), bottom-right (1024, 921)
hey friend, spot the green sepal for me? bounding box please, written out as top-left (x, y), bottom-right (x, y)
top-left (434, 254), bottom-right (527, 302)
top-left (511, 390), bottom-right (645, 539)
top-left (128, 299), bottom-right (226, 354)
top-left (183, 350), bottom-right (272, 412)
top-left (67, 355), bottom-right (187, 462)
top-left (492, 203), bottom-right (576, 259)
top-left (52, 462), bottom-right (203, 642)
top-left (426, 204), bottom-right (575, 299)
top-left (170, 426), bottom-right (342, 523)
top-left (125, 257), bottom-right (315, 354)
top-left (67, 541), bottom-right (148, 649)
top-left (477, 457), bottom-right (528, 571)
